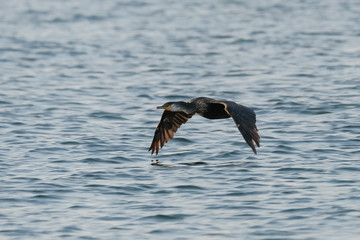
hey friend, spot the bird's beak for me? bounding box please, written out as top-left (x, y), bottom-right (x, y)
top-left (156, 105), bottom-right (171, 110)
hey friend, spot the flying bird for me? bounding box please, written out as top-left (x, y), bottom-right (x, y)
top-left (149, 97), bottom-right (260, 155)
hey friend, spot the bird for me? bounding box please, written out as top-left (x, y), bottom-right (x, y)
top-left (149, 97), bottom-right (260, 155)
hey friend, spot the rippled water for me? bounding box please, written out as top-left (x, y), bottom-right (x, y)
top-left (1, 0), bottom-right (360, 239)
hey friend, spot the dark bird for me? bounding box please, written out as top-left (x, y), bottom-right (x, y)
top-left (149, 97), bottom-right (260, 155)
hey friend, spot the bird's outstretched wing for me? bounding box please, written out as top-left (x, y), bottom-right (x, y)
top-left (216, 101), bottom-right (260, 154)
top-left (149, 111), bottom-right (193, 155)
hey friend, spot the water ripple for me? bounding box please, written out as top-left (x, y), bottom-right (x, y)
top-left (1, 0), bottom-right (360, 239)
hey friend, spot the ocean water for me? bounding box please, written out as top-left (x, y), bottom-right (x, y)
top-left (1, 0), bottom-right (360, 239)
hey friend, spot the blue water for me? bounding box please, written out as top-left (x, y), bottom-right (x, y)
top-left (1, 0), bottom-right (360, 239)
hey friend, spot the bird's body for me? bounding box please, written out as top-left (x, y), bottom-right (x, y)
top-left (149, 97), bottom-right (260, 155)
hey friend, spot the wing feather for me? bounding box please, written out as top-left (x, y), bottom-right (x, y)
top-left (216, 101), bottom-right (260, 154)
top-left (149, 111), bottom-right (193, 155)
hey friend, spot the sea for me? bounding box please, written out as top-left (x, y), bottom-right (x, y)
top-left (1, 0), bottom-right (359, 239)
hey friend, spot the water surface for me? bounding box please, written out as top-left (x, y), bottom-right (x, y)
top-left (1, 0), bottom-right (360, 239)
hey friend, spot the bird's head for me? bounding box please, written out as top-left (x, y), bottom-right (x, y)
top-left (156, 101), bottom-right (188, 112)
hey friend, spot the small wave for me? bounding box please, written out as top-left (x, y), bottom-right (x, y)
top-left (288, 73), bottom-right (317, 78)
top-left (335, 167), bottom-right (360, 172)
top-left (88, 111), bottom-right (126, 120)
top-left (173, 137), bottom-right (193, 143)
top-left (31, 194), bottom-right (59, 199)
top-left (276, 167), bottom-right (324, 173)
top-left (175, 185), bottom-right (205, 190)
top-left (140, 214), bottom-right (191, 222)
top-left (224, 73), bottom-right (253, 77)
top-left (0, 100), bottom-right (12, 104)
top-left (81, 158), bottom-right (121, 164)
top-left (226, 191), bottom-right (266, 196)
top-left (299, 31), bottom-right (342, 36)
top-left (60, 141), bottom-right (81, 145)
top-left (48, 14), bottom-right (106, 23)
top-left (229, 38), bottom-right (256, 44)
top-left (29, 147), bottom-right (66, 153)
top-left (281, 207), bottom-right (318, 213)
